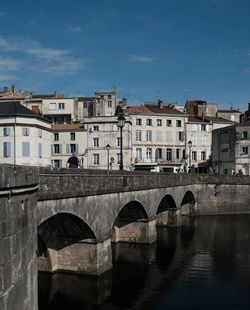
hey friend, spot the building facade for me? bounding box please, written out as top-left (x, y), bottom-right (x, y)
top-left (0, 101), bottom-right (51, 166)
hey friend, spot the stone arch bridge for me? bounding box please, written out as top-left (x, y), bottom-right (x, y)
top-left (37, 168), bottom-right (250, 276)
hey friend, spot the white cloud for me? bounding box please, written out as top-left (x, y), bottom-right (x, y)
top-left (0, 36), bottom-right (86, 75)
top-left (128, 54), bottom-right (154, 64)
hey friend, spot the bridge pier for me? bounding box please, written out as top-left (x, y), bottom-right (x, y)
top-left (38, 239), bottom-right (112, 275)
top-left (112, 218), bottom-right (157, 244)
top-left (181, 202), bottom-right (197, 215)
top-left (156, 208), bottom-right (182, 227)
top-left (167, 208), bottom-right (182, 227)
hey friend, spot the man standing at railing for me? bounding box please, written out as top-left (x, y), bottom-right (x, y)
top-left (67, 153), bottom-right (81, 168)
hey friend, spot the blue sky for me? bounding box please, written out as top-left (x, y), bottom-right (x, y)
top-left (0, 0), bottom-right (250, 110)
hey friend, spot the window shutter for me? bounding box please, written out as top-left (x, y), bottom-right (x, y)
top-left (38, 143), bottom-right (42, 158)
top-left (59, 144), bottom-right (62, 154)
top-left (22, 142), bottom-right (30, 156)
top-left (51, 144), bottom-right (54, 155)
top-left (66, 144), bottom-right (70, 154)
top-left (75, 144), bottom-right (79, 153)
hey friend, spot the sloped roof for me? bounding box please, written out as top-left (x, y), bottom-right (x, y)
top-left (52, 123), bottom-right (85, 132)
top-left (0, 101), bottom-right (51, 123)
top-left (128, 104), bottom-right (185, 115)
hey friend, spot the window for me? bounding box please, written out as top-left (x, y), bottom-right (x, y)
top-left (38, 128), bottom-right (42, 138)
top-left (201, 151), bottom-right (206, 160)
top-left (192, 151), bottom-right (197, 161)
top-left (176, 120), bottom-right (182, 127)
top-left (242, 147), bottom-right (248, 155)
top-left (146, 119), bottom-right (152, 126)
top-left (201, 124), bottom-right (206, 131)
top-left (70, 144), bottom-right (77, 153)
top-left (200, 151), bottom-right (206, 160)
top-left (176, 148), bottom-right (180, 160)
top-left (3, 142), bottom-right (11, 157)
top-left (93, 154), bottom-right (99, 165)
top-left (166, 148), bottom-right (172, 161)
top-left (93, 138), bottom-right (99, 147)
top-left (117, 137), bottom-right (121, 147)
top-left (70, 133), bottom-right (75, 141)
top-left (136, 118), bottom-right (142, 125)
top-left (53, 160), bottom-right (62, 168)
top-left (136, 130), bottom-right (142, 141)
top-left (146, 130), bottom-right (152, 142)
top-left (136, 148), bottom-right (142, 160)
top-left (156, 148), bottom-right (163, 159)
top-left (22, 142), bottom-right (30, 157)
top-left (242, 131), bottom-right (248, 139)
top-left (156, 119), bottom-right (162, 126)
top-left (22, 128), bottom-right (30, 136)
top-left (93, 126), bottom-right (99, 131)
top-left (38, 143), bottom-right (42, 158)
top-left (53, 144), bottom-right (61, 154)
top-left (146, 148), bottom-right (152, 159)
top-left (3, 127), bottom-right (10, 136)
top-left (166, 120), bottom-right (172, 127)
top-left (178, 132), bottom-right (184, 141)
top-left (58, 102), bottom-right (65, 109)
top-left (54, 133), bottom-right (59, 141)
top-left (108, 100), bottom-right (112, 107)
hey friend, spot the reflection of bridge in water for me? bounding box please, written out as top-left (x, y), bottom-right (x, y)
top-left (39, 219), bottom-right (197, 309)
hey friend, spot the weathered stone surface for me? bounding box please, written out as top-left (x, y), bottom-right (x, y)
top-left (0, 164), bottom-right (38, 310)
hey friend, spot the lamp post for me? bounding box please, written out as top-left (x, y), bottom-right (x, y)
top-left (188, 140), bottom-right (192, 171)
top-left (117, 113), bottom-right (126, 170)
top-left (105, 144), bottom-right (111, 171)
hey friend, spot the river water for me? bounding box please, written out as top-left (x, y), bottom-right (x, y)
top-left (38, 214), bottom-right (250, 310)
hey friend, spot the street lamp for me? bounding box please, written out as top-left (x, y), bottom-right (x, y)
top-left (105, 144), bottom-right (111, 171)
top-left (117, 113), bottom-right (126, 170)
top-left (188, 140), bottom-right (192, 171)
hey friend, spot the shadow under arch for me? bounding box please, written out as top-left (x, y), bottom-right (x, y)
top-left (181, 190), bottom-right (197, 215)
top-left (38, 212), bottom-right (97, 273)
top-left (112, 201), bottom-right (154, 244)
top-left (156, 194), bottom-right (178, 227)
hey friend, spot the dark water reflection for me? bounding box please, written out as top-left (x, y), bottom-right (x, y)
top-left (39, 215), bottom-right (250, 309)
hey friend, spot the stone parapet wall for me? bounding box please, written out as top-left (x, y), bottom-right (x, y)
top-left (0, 164), bottom-right (38, 310)
top-left (38, 167), bottom-right (250, 201)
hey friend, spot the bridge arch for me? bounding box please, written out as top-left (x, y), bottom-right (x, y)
top-left (181, 190), bottom-right (197, 215)
top-left (156, 194), bottom-right (177, 226)
top-left (112, 200), bottom-right (156, 243)
top-left (38, 212), bottom-right (111, 275)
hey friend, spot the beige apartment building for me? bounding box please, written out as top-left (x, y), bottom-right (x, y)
top-left (128, 101), bottom-right (187, 172)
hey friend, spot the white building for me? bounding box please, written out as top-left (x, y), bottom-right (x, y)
top-left (0, 101), bottom-right (52, 166)
top-left (128, 101), bottom-right (187, 172)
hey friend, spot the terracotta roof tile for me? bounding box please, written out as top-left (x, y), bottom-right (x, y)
top-left (52, 124), bottom-right (85, 132)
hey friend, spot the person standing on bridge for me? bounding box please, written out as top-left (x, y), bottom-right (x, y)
top-left (67, 153), bottom-right (81, 168)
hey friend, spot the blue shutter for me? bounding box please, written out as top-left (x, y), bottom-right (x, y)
top-left (3, 142), bottom-right (11, 157)
top-left (38, 143), bottom-right (42, 158)
top-left (22, 142), bottom-right (30, 156)
top-left (38, 128), bottom-right (42, 138)
top-left (66, 144), bottom-right (70, 154)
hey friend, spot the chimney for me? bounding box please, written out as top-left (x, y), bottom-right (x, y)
top-left (158, 99), bottom-right (163, 108)
top-left (11, 84), bottom-right (15, 94)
